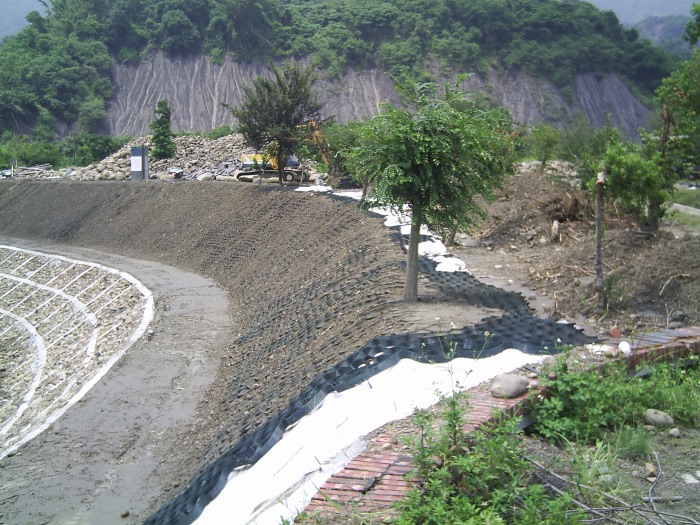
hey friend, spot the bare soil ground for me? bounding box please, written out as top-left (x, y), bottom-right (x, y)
top-left (457, 161), bottom-right (700, 337)
top-left (0, 161), bottom-right (698, 524)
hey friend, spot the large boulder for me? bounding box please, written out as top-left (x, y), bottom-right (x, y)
top-left (490, 373), bottom-right (530, 398)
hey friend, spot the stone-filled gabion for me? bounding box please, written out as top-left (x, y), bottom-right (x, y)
top-left (0, 246), bottom-right (152, 459)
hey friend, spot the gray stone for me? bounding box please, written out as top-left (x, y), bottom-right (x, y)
top-left (669, 310), bottom-right (687, 323)
top-left (645, 408), bottom-right (675, 427)
top-left (490, 373), bottom-right (529, 398)
top-left (669, 427), bottom-right (681, 438)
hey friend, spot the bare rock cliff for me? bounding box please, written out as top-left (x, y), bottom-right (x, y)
top-left (107, 52), bottom-right (650, 137)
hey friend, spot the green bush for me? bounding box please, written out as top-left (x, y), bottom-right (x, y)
top-left (0, 133), bottom-right (129, 170)
top-left (530, 357), bottom-right (700, 444)
top-left (396, 393), bottom-right (583, 524)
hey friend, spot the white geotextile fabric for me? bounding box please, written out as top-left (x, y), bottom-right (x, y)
top-left (196, 349), bottom-right (546, 525)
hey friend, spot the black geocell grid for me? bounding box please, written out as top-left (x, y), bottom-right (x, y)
top-left (144, 203), bottom-right (596, 525)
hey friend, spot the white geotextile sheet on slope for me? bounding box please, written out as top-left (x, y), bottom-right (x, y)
top-left (195, 348), bottom-right (547, 525)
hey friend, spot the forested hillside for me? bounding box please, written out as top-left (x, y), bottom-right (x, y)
top-left (0, 0), bottom-right (680, 141)
top-left (635, 15), bottom-right (693, 58)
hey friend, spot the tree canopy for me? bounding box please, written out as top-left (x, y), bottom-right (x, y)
top-left (656, 4), bottom-right (700, 179)
top-left (150, 99), bottom-right (176, 159)
top-left (229, 64), bottom-right (322, 184)
top-left (352, 82), bottom-right (516, 301)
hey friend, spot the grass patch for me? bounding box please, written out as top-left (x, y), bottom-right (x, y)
top-left (668, 210), bottom-right (700, 231)
top-left (672, 186), bottom-right (700, 209)
top-left (614, 425), bottom-right (653, 460)
top-left (529, 355), bottom-right (700, 444)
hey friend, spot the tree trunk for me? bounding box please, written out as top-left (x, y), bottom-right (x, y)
top-left (594, 176), bottom-right (606, 311)
top-left (647, 198), bottom-right (661, 230)
top-left (648, 104), bottom-right (675, 231)
top-left (443, 224), bottom-right (458, 247)
top-left (277, 153), bottom-right (284, 185)
top-left (404, 209), bottom-right (421, 302)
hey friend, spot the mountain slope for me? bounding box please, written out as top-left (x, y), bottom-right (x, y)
top-left (0, 0), bottom-right (676, 140)
top-left (107, 53), bottom-right (650, 138)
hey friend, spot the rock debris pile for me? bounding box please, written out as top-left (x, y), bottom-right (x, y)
top-left (6, 134), bottom-right (284, 182)
top-left (77, 134), bottom-right (249, 181)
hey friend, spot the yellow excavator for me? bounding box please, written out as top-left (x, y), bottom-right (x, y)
top-left (234, 151), bottom-right (307, 182)
top-left (234, 122), bottom-right (330, 183)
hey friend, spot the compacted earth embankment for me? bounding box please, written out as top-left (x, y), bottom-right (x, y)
top-left (0, 180), bottom-right (413, 523)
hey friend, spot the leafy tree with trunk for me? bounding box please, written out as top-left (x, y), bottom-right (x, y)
top-left (656, 5), bottom-right (700, 182)
top-left (529, 123), bottom-right (559, 173)
top-left (351, 82), bottom-right (516, 302)
top-left (587, 135), bottom-right (666, 310)
top-left (150, 99), bottom-right (176, 160)
top-left (229, 64), bottom-right (323, 184)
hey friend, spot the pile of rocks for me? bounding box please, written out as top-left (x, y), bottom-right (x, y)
top-left (2, 134), bottom-right (249, 182)
top-left (70, 134), bottom-right (250, 181)
top-left (6, 133), bottom-right (325, 184)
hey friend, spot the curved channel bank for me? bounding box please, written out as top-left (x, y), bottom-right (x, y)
top-left (0, 180), bottom-right (413, 523)
top-left (0, 181), bottom-right (592, 524)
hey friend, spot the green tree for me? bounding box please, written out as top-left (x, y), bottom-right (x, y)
top-left (529, 123), bottom-right (560, 173)
top-left (204, 0), bottom-right (281, 61)
top-left (603, 141), bottom-right (668, 228)
top-left (584, 135), bottom-right (668, 310)
top-left (352, 82), bottom-right (515, 302)
top-left (684, 3), bottom-right (700, 46)
top-left (150, 99), bottom-right (176, 160)
top-left (229, 64), bottom-right (323, 184)
top-left (324, 121), bottom-right (365, 191)
top-left (582, 130), bottom-right (670, 229)
top-left (657, 5), bottom-right (700, 180)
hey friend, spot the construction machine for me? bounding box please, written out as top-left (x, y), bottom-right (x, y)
top-left (234, 122), bottom-right (330, 183)
top-left (234, 152), bottom-right (308, 182)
